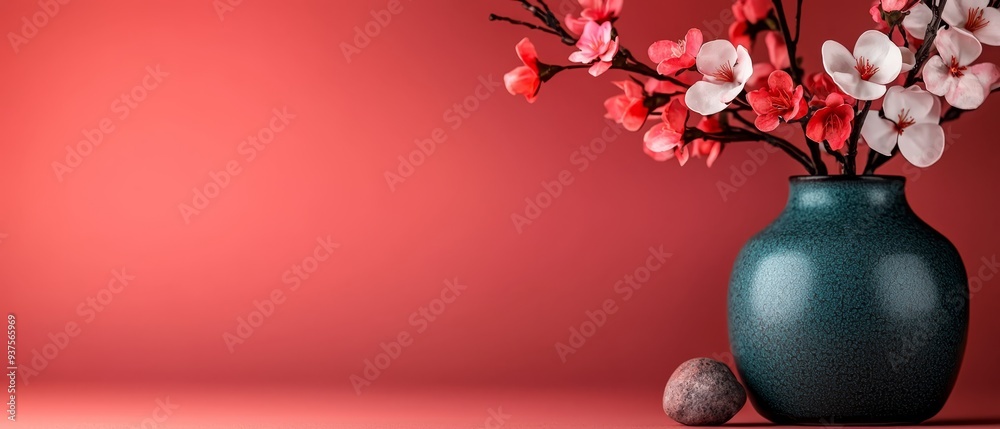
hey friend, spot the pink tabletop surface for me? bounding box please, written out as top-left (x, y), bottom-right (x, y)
top-left (11, 383), bottom-right (1000, 428)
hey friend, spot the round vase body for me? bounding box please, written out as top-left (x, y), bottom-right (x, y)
top-left (728, 176), bottom-right (968, 425)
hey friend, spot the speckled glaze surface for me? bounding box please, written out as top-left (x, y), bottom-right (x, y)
top-left (728, 176), bottom-right (968, 425)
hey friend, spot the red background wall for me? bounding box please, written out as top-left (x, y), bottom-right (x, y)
top-left (0, 0), bottom-right (997, 425)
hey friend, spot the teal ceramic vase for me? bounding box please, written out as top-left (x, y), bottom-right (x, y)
top-left (728, 176), bottom-right (968, 425)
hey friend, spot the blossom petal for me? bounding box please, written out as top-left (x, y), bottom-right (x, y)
top-left (644, 125), bottom-right (682, 153)
top-left (685, 81), bottom-right (731, 115)
top-left (898, 123), bottom-right (945, 167)
top-left (904, 3), bottom-right (933, 39)
top-left (504, 66), bottom-right (540, 103)
top-left (969, 62), bottom-right (1000, 91)
top-left (936, 28), bottom-right (983, 67)
top-left (861, 114), bottom-right (899, 156)
top-left (922, 56), bottom-right (956, 97)
top-left (947, 73), bottom-right (989, 109)
top-left (765, 31), bottom-right (790, 70)
top-left (685, 28), bottom-right (704, 55)
top-left (515, 38), bottom-right (538, 69)
top-left (663, 98), bottom-right (689, 132)
top-left (885, 86), bottom-right (937, 124)
top-left (599, 37), bottom-right (619, 62)
top-left (644, 143), bottom-right (676, 162)
top-left (941, 0), bottom-right (971, 28)
top-left (569, 50), bottom-right (596, 64)
top-left (675, 145), bottom-right (691, 166)
top-left (621, 100), bottom-right (649, 132)
top-left (832, 71), bottom-right (887, 100)
top-left (648, 40), bottom-right (680, 64)
top-left (589, 61), bottom-right (613, 77)
top-left (755, 113), bottom-right (781, 132)
top-left (767, 69), bottom-right (794, 91)
top-left (564, 15), bottom-right (587, 36)
top-left (696, 40), bottom-right (738, 77)
top-left (822, 40), bottom-right (856, 76)
top-left (734, 45), bottom-right (755, 83)
top-left (973, 7), bottom-right (1000, 45)
top-left (899, 46), bottom-right (916, 73)
top-left (706, 142), bottom-right (721, 167)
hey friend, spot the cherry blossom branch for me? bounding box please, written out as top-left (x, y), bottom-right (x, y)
top-left (824, 142), bottom-right (848, 167)
top-left (845, 100), bottom-right (873, 175)
top-left (490, 2), bottom-right (689, 88)
top-left (698, 127), bottom-right (817, 174)
top-left (717, 114), bottom-right (816, 173)
top-left (905, 0), bottom-right (947, 86)
top-left (796, 112), bottom-right (830, 175)
top-left (511, 0), bottom-right (577, 45)
top-left (771, 0), bottom-right (802, 83)
top-left (793, 0), bottom-right (804, 44)
top-left (489, 14), bottom-right (566, 39)
top-left (616, 48), bottom-right (690, 87)
top-left (863, 148), bottom-right (881, 175)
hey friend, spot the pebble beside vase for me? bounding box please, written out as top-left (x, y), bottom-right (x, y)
top-left (728, 176), bottom-right (968, 425)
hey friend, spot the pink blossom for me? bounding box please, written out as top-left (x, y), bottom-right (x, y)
top-left (923, 28), bottom-right (1000, 109)
top-left (942, 0), bottom-right (1000, 46)
top-left (649, 28), bottom-right (703, 76)
top-left (764, 31), bottom-right (790, 70)
top-left (746, 63), bottom-right (776, 91)
top-left (691, 117), bottom-right (723, 167)
top-left (821, 30), bottom-right (903, 100)
top-left (504, 38), bottom-right (541, 103)
top-left (879, 0), bottom-right (915, 11)
top-left (805, 72), bottom-right (855, 106)
top-left (569, 21), bottom-right (620, 77)
top-left (870, 0), bottom-right (919, 28)
top-left (604, 80), bottom-right (649, 132)
top-left (685, 40), bottom-right (754, 116)
top-left (732, 0), bottom-right (773, 24)
top-left (728, 20), bottom-right (752, 49)
top-left (643, 98), bottom-right (689, 163)
top-left (746, 70), bottom-right (807, 132)
top-left (806, 93), bottom-right (855, 150)
top-left (564, 0), bottom-right (623, 36)
top-left (861, 86), bottom-right (945, 167)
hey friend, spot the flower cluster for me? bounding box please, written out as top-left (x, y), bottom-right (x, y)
top-left (493, 0), bottom-right (999, 175)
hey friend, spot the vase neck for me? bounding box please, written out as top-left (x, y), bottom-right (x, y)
top-left (786, 177), bottom-right (909, 214)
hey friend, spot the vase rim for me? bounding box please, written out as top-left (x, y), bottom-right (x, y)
top-left (789, 175), bottom-right (905, 183)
